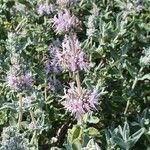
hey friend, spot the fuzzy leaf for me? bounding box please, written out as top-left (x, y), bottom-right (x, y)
top-left (129, 128), bottom-right (145, 148)
top-left (138, 74), bottom-right (150, 80)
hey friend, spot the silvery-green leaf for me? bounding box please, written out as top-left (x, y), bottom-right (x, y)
top-left (87, 127), bottom-right (99, 136)
top-left (138, 74), bottom-right (150, 80)
top-left (123, 122), bottom-right (130, 142)
top-left (129, 128), bottom-right (145, 148)
top-left (82, 139), bottom-right (101, 150)
top-left (87, 116), bottom-right (100, 124)
top-left (112, 136), bottom-right (126, 150)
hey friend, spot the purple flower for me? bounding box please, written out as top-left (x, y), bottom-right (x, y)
top-left (52, 9), bottom-right (79, 34)
top-left (55, 35), bottom-right (88, 72)
top-left (6, 73), bottom-right (18, 90)
top-left (44, 59), bottom-right (62, 74)
top-left (37, 4), bottom-right (45, 16)
top-left (56, 0), bottom-right (77, 6)
top-left (87, 90), bottom-right (98, 109)
top-left (62, 82), bottom-right (98, 118)
top-left (48, 79), bottom-right (62, 92)
top-left (135, 4), bottom-right (143, 12)
top-left (56, 0), bottom-right (69, 6)
top-left (48, 39), bottom-right (61, 57)
top-left (78, 51), bottom-right (88, 70)
top-left (44, 39), bottom-right (62, 74)
top-left (6, 72), bottom-right (32, 91)
top-left (62, 34), bottom-right (81, 51)
top-left (64, 99), bottom-right (84, 118)
top-left (23, 73), bottom-right (32, 86)
top-left (45, 4), bottom-right (54, 14)
top-left (37, 3), bottom-right (54, 16)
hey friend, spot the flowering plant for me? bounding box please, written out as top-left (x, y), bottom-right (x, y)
top-left (0, 0), bottom-right (150, 149)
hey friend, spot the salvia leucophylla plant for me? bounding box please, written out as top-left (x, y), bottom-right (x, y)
top-left (0, 127), bottom-right (30, 150)
top-left (105, 121), bottom-right (145, 150)
top-left (47, 0), bottom-right (99, 122)
top-left (0, 0), bottom-right (150, 149)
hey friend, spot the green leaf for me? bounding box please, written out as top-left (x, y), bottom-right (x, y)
top-left (72, 126), bottom-right (81, 142)
top-left (129, 128), bottom-right (145, 148)
top-left (68, 125), bottom-right (83, 144)
top-left (87, 127), bottom-right (99, 136)
top-left (123, 122), bottom-right (130, 142)
top-left (82, 139), bottom-right (101, 150)
top-left (87, 116), bottom-right (100, 124)
top-left (113, 136), bottom-right (126, 150)
top-left (125, 61), bottom-right (138, 78)
top-left (72, 142), bottom-right (82, 150)
top-left (138, 74), bottom-right (150, 80)
top-left (0, 110), bottom-right (7, 125)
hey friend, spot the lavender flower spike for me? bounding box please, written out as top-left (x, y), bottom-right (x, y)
top-left (56, 0), bottom-right (70, 6)
top-left (6, 73), bottom-right (18, 90)
top-left (52, 9), bottom-right (78, 34)
top-left (37, 4), bottom-right (45, 16)
top-left (62, 82), bottom-right (99, 118)
top-left (37, 3), bottom-right (54, 16)
top-left (56, 0), bottom-right (77, 6)
top-left (6, 71), bottom-right (32, 91)
top-left (55, 35), bottom-right (88, 72)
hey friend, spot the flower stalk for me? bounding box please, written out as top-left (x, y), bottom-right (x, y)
top-left (29, 106), bottom-right (37, 147)
top-left (18, 94), bottom-right (23, 129)
top-left (75, 71), bottom-right (82, 94)
top-left (29, 110), bottom-right (36, 127)
top-left (124, 67), bottom-right (144, 115)
top-left (15, 17), bottom-right (28, 33)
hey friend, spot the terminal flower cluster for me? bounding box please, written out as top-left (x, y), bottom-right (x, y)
top-left (62, 83), bottom-right (98, 118)
top-left (56, 0), bottom-right (77, 6)
top-left (55, 35), bottom-right (88, 72)
top-left (6, 71), bottom-right (32, 91)
top-left (52, 9), bottom-right (79, 34)
top-left (37, 3), bottom-right (54, 16)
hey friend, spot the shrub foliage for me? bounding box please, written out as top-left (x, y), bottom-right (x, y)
top-left (0, 0), bottom-right (150, 149)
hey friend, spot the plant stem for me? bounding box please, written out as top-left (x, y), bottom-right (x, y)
top-left (124, 67), bottom-right (143, 115)
top-left (79, 0), bottom-right (84, 6)
top-left (75, 71), bottom-right (82, 94)
top-left (29, 110), bottom-right (36, 127)
top-left (18, 94), bottom-right (23, 129)
top-left (124, 98), bottom-right (131, 115)
top-left (15, 17), bottom-right (28, 33)
top-left (45, 79), bottom-right (47, 101)
top-left (30, 131), bottom-right (37, 145)
top-left (29, 111), bottom-right (37, 148)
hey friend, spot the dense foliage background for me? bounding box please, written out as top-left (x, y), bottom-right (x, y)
top-left (0, 0), bottom-right (150, 149)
